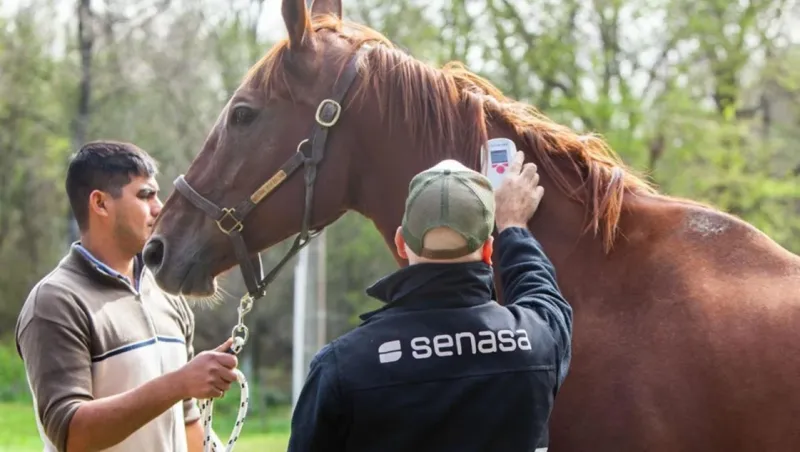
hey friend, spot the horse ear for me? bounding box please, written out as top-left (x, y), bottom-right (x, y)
top-left (310, 0), bottom-right (342, 18)
top-left (282, 0), bottom-right (313, 50)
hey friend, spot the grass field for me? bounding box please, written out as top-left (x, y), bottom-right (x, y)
top-left (0, 401), bottom-right (291, 452)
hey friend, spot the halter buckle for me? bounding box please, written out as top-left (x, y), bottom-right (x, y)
top-left (315, 99), bottom-right (341, 127)
top-left (216, 208), bottom-right (243, 235)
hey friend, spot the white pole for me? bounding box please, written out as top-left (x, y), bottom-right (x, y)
top-left (294, 1), bottom-right (319, 403)
top-left (292, 245), bottom-right (309, 409)
top-left (316, 230), bottom-right (327, 350)
top-left (292, 0), bottom-right (316, 412)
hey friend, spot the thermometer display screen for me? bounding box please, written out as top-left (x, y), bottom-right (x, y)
top-left (490, 150), bottom-right (508, 164)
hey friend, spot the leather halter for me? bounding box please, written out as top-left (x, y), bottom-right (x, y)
top-left (173, 49), bottom-right (363, 301)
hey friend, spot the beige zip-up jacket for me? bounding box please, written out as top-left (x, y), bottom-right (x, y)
top-left (15, 244), bottom-right (200, 452)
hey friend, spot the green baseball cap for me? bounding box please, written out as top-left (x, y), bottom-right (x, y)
top-left (401, 159), bottom-right (495, 259)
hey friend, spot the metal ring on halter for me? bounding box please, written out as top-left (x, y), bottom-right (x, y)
top-left (296, 138), bottom-right (309, 152)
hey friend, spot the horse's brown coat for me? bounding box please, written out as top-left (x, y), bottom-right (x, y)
top-left (147, 0), bottom-right (800, 449)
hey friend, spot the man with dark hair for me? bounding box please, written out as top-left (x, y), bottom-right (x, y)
top-left (16, 141), bottom-right (239, 452)
top-left (65, 141), bottom-right (159, 232)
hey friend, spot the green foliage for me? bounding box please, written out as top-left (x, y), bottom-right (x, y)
top-left (0, 9), bottom-right (74, 338)
top-left (326, 212), bottom-right (397, 331)
top-left (0, 402), bottom-right (42, 451)
top-left (0, 339), bottom-right (29, 403)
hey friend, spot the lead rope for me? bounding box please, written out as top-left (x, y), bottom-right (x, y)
top-left (200, 295), bottom-right (254, 452)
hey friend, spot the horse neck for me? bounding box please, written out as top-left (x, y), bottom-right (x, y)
top-left (482, 121), bottom-right (614, 291)
top-left (351, 105), bottom-right (618, 299)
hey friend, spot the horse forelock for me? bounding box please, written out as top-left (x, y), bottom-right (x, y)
top-left (248, 15), bottom-right (659, 253)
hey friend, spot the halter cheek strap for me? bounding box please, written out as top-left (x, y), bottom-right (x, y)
top-left (173, 47), bottom-right (364, 302)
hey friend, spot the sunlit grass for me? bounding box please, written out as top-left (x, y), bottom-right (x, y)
top-left (0, 401), bottom-right (291, 452)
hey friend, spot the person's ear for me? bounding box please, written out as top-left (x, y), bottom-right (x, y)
top-left (88, 190), bottom-right (111, 218)
top-left (394, 227), bottom-right (408, 260)
top-left (482, 236), bottom-right (494, 265)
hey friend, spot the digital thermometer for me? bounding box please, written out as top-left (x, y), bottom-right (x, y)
top-left (484, 138), bottom-right (517, 189)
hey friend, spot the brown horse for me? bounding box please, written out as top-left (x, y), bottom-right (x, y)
top-left (144, 0), bottom-right (800, 449)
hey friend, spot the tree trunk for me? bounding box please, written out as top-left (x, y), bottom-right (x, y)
top-left (68, 0), bottom-right (94, 243)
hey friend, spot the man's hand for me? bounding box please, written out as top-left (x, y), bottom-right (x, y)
top-left (175, 338), bottom-right (239, 400)
top-left (494, 151), bottom-right (544, 231)
top-left (65, 339), bottom-right (240, 451)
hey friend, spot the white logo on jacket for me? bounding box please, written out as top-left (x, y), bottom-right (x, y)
top-left (378, 329), bottom-right (532, 363)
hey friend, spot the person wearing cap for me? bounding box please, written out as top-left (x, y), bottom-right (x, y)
top-left (288, 151), bottom-right (573, 452)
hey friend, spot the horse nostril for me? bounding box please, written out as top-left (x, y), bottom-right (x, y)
top-left (143, 237), bottom-right (166, 270)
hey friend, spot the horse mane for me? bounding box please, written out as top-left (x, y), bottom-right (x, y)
top-left (248, 15), bottom-right (659, 252)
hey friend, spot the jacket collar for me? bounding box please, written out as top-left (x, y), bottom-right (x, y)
top-left (360, 261), bottom-right (495, 323)
top-left (62, 242), bottom-right (144, 293)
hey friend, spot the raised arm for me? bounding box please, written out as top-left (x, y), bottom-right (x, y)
top-left (495, 226), bottom-right (573, 382)
top-left (492, 151), bottom-right (573, 384)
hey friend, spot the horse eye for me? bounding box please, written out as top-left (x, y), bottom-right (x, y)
top-left (231, 106), bottom-right (258, 126)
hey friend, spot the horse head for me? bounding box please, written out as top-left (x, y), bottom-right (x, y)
top-left (145, 0), bottom-right (378, 297)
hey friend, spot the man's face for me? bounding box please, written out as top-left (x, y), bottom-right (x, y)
top-left (108, 175), bottom-right (163, 254)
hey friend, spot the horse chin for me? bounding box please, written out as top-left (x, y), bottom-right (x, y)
top-left (178, 265), bottom-right (218, 299)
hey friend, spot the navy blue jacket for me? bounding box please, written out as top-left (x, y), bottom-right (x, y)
top-left (287, 227), bottom-right (573, 452)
